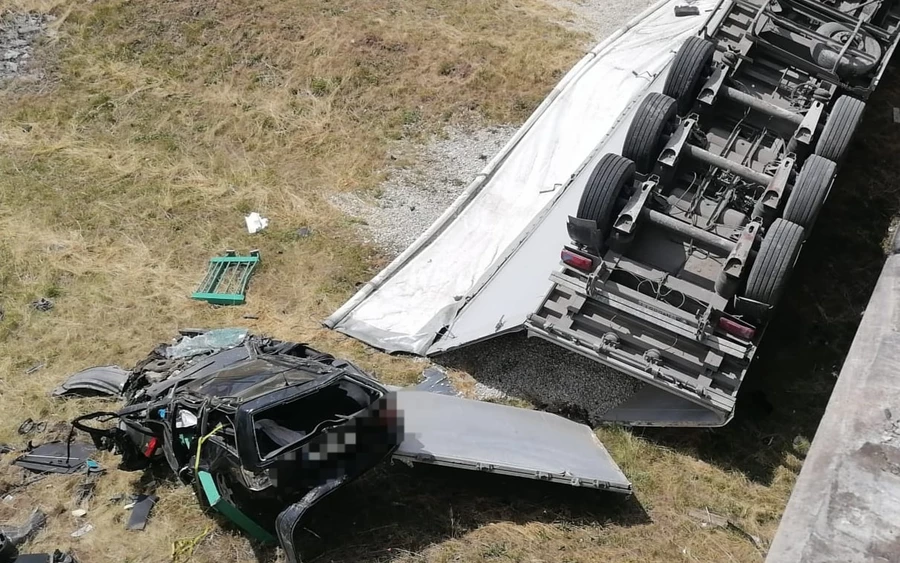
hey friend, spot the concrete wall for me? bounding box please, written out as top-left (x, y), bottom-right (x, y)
top-left (765, 239), bottom-right (900, 562)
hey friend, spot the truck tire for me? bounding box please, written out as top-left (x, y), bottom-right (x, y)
top-left (622, 92), bottom-right (678, 174)
top-left (663, 36), bottom-right (716, 115)
top-left (815, 95), bottom-right (865, 163)
top-left (783, 155), bottom-right (836, 230)
top-left (743, 219), bottom-right (804, 308)
top-left (576, 153), bottom-right (635, 236)
top-left (811, 22), bottom-right (882, 78)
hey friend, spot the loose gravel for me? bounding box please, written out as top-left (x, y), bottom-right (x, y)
top-left (437, 334), bottom-right (645, 425)
top-left (546, 0), bottom-right (653, 43)
top-left (0, 13), bottom-right (53, 83)
top-left (331, 124), bottom-right (517, 257)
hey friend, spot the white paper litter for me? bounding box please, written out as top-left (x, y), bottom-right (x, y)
top-left (245, 212), bottom-right (269, 234)
top-left (71, 523), bottom-right (94, 537)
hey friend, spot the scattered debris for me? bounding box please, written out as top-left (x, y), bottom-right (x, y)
top-left (191, 250), bottom-right (261, 305)
top-left (125, 495), bottom-right (158, 531)
top-left (0, 445), bottom-right (13, 455)
top-left (17, 419), bottom-right (46, 435)
top-left (295, 226), bottom-right (312, 238)
top-left (674, 5), bottom-right (701, 16)
top-left (12, 552), bottom-right (78, 563)
top-left (73, 476), bottom-right (96, 508)
top-left (70, 510), bottom-right (86, 518)
top-left (687, 508), bottom-right (765, 550)
top-left (70, 524), bottom-right (92, 539)
top-left (13, 442), bottom-right (96, 474)
top-left (2, 496), bottom-right (13, 505)
top-left (241, 314), bottom-right (259, 320)
top-left (172, 526), bottom-right (212, 563)
top-left (415, 367), bottom-right (458, 396)
top-left (30, 298), bottom-right (53, 312)
top-left (165, 328), bottom-right (248, 359)
top-left (244, 212), bottom-right (269, 234)
top-left (52, 551), bottom-right (78, 563)
top-left (0, 509), bottom-right (47, 547)
top-left (52, 366), bottom-right (131, 398)
top-left (24, 363), bottom-right (44, 375)
top-left (894, 107), bottom-right (900, 124)
top-left (688, 508), bottom-right (729, 529)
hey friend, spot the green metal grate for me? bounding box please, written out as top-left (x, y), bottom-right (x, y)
top-left (191, 249), bottom-right (261, 305)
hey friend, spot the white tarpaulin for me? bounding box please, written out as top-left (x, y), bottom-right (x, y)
top-left (326, 0), bottom-right (721, 355)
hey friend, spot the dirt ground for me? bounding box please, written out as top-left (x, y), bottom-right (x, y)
top-left (1, 0), bottom-right (899, 562)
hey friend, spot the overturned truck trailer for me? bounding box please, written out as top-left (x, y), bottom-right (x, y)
top-left (525, 0), bottom-right (900, 425)
top-left (327, 0), bottom-right (900, 427)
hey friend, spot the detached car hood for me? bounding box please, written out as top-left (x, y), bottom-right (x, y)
top-left (393, 390), bottom-right (630, 493)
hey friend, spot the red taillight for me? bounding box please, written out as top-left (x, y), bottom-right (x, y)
top-left (144, 437), bottom-right (159, 458)
top-left (718, 316), bottom-right (756, 340)
top-left (561, 249), bottom-right (593, 271)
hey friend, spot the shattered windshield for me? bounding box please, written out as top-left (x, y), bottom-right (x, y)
top-left (184, 358), bottom-right (319, 399)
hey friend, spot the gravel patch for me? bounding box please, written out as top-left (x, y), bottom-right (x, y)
top-left (331, 124), bottom-right (517, 257)
top-left (545, 0), bottom-right (653, 43)
top-left (0, 12), bottom-right (53, 83)
top-left (437, 333), bottom-right (645, 425)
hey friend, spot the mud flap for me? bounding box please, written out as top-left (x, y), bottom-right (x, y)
top-left (391, 390), bottom-right (631, 493)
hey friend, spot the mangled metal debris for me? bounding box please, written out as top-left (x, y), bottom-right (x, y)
top-left (52, 366), bottom-right (131, 399)
top-left (13, 442), bottom-right (96, 475)
top-left (125, 494), bottom-right (158, 531)
top-left (68, 330), bottom-right (629, 562)
top-left (0, 510), bottom-right (46, 549)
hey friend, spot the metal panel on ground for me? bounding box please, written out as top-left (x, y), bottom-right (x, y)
top-left (325, 0), bottom-right (720, 355)
top-left (392, 390), bottom-right (632, 494)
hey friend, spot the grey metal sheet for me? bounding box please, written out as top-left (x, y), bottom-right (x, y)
top-left (601, 385), bottom-right (730, 427)
top-left (52, 365), bottom-right (131, 398)
top-left (392, 390), bottom-right (631, 494)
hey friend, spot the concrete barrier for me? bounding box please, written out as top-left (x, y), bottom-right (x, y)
top-left (765, 232), bottom-right (900, 562)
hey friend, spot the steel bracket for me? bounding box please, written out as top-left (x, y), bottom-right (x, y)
top-left (613, 177), bottom-right (658, 236)
top-left (698, 64), bottom-right (728, 107)
top-left (793, 100), bottom-right (824, 147)
top-left (754, 156), bottom-right (794, 220)
top-left (658, 118), bottom-right (696, 171)
top-left (724, 220), bottom-right (760, 280)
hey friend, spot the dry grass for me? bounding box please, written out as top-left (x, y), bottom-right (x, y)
top-left (1, 0), bottom-right (899, 561)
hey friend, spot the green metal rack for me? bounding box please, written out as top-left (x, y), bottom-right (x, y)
top-left (191, 249), bottom-right (261, 305)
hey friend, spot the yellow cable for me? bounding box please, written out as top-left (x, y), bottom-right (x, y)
top-left (193, 423), bottom-right (224, 475)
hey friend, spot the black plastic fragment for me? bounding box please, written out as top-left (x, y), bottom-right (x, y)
top-left (12, 555), bottom-right (50, 563)
top-left (126, 494), bottom-right (158, 531)
top-left (13, 443), bottom-right (95, 475)
top-left (0, 510), bottom-right (47, 548)
top-left (675, 5), bottom-right (700, 16)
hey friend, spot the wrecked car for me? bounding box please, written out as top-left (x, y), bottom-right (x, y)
top-left (67, 330), bottom-right (630, 562)
top-left (73, 332), bottom-right (401, 561)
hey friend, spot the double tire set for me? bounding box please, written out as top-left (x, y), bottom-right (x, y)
top-left (575, 36), bottom-right (866, 314)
